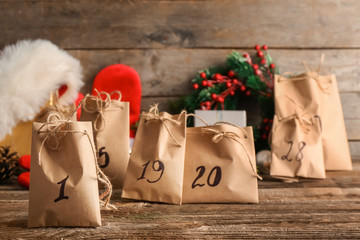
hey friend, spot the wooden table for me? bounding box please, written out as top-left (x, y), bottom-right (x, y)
top-left (1, 160), bottom-right (359, 239)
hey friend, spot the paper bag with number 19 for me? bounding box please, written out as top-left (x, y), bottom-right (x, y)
top-left (122, 105), bottom-right (186, 204)
top-left (28, 120), bottom-right (107, 227)
top-left (182, 124), bottom-right (261, 203)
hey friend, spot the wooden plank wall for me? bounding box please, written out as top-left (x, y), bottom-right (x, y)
top-left (1, 0), bottom-right (360, 156)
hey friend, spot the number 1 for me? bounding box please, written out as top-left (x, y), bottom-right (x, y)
top-left (54, 175), bottom-right (69, 203)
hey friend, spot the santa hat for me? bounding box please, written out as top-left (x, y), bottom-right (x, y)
top-left (92, 64), bottom-right (142, 137)
top-left (0, 39), bottom-right (83, 140)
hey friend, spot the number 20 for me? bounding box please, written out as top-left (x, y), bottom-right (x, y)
top-left (191, 166), bottom-right (222, 189)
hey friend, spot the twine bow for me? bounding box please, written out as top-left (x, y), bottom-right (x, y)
top-left (277, 97), bottom-right (315, 134)
top-left (278, 54), bottom-right (332, 94)
top-left (141, 104), bottom-right (186, 147)
top-left (36, 117), bottom-right (115, 209)
top-left (82, 89), bottom-right (122, 132)
top-left (201, 127), bottom-right (262, 180)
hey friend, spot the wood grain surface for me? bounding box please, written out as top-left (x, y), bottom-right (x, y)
top-left (2, 0), bottom-right (360, 49)
top-left (0, 159), bottom-right (359, 239)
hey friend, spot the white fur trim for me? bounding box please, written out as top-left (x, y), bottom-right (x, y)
top-left (0, 39), bottom-right (83, 140)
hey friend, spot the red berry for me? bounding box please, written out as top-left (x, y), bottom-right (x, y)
top-left (262, 45), bottom-right (268, 50)
top-left (265, 126), bottom-right (270, 131)
top-left (227, 70), bottom-right (235, 78)
top-left (243, 53), bottom-right (249, 58)
top-left (230, 90), bottom-right (235, 96)
top-left (240, 85), bottom-right (246, 92)
top-left (245, 90), bottom-right (251, 96)
top-left (255, 69), bottom-right (261, 75)
top-left (217, 96), bottom-right (224, 103)
top-left (205, 101), bottom-right (211, 107)
top-left (263, 118), bottom-right (269, 124)
top-left (202, 80), bottom-right (208, 87)
top-left (257, 51), bottom-right (264, 58)
top-left (233, 79), bottom-right (238, 84)
top-left (211, 93), bottom-right (217, 100)
top-left (254, 45), bottom-right (261, 50)
top-left (253, 64), bottom-right (259, 70)
top-left (193, 83), bottom-right (199, 90)
top-left (214, 73), bottom-right (223, 80)
top-left (226, 82), bottom-right (232, 88)
top-left (200, 72), bottom-right (207, 79)
top-left (266, 92), bottom-right (272, 98)
top-left (260, 58), bottom-right (266, 65)
top-left (270, 63), bottom-right (276, 68)
top-left (262, 134), bottom-right (268, 140)
top-left (207, 82), bottom-right (213, 87)
top-left (270, 119), bottom-right (273, 124)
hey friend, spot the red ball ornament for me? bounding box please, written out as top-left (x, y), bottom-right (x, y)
top-left (217, 96), bottom-right (224, 103)
top-left (214, 73), bottom-right (223, 80)
top-left (233, 79), bottom-right (238, 84)
top-left (260, 58), bottom-right (266, 65)
top-left (257, 51), bottom-right (264, 58)
top-left (200, 72), bottom-right (207, 79)
top-left (245, 90), bottom-right (251, 96)
top-left (230, 90), bottom-right (235, 96)
top-left (240, 85), bottom-right (246, 92)
top-left (193, 83), bottom-right (199, 90)
top-left (254, 45), bottom-right (261, 50)
top-left (262, 45), bottom-right (268, 50)
top-left (226, 82), bottom-right (232, 88)
top-left (252, 64), bottom-right (259, 70)
top-left (202, 80), bottom-right (208, 87)
top-left (227, 70), bottom-right (235, 78)
top-left (263, 118), bottom-right (269, 124)
top-left (270, 63), bottom-right (276, 68)
top-left (243, 53), bottom-right (249, 58)
top-left (211, 93), bottom-right (217, 100)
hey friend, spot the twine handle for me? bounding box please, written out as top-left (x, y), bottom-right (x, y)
top-left (201, 127), bottom-right (262, 180)
top-left (186, 113), bottom-right (209, 126)
top-left (277, 54), bottom-right (331, 94)
top-left (141, 104), bottom-right (186, 147)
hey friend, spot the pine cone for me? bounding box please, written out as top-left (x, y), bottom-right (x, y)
top-left (0, 146), bottom-right (19, 183)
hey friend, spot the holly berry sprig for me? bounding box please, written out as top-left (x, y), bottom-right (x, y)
top-left (192, 45), bottom-right (276, 111)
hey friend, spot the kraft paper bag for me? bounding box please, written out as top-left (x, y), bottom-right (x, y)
top-left (274, 56), bottom-right (352, 171)
top-left (28, 121), bottom-right (105, 227)
top-left (80, 90), bottom-right (130, 189)
top-left (182, 124), bottom-right (260, 203)
top-left (122, 105), bottom-right (186, 204)
top-left (270, 100), bottom-right (325, 180)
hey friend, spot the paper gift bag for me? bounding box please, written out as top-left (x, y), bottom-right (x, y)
top-left (275, 56), bottom-right (352, 171)
top-left (122, 105), bottom-right (186, 204)
top-left (194, 110), bottom-right (247, 127)
top-left (80, 90), bottom-right (130, 189)
top-left (35, 103), bottom-right (77, 122)
top-left (28, 120), bottom-right (109, 227)
top-left (270, 101), bottom-right (325, 180)
top-left (182, 124), bottom-right (260, 203)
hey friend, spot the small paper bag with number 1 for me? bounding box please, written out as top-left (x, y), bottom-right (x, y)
top-left (122, 105), bottom-right (186, 204)
top-left (28, 120), bottom-right (112, 227)
top-left (182, 123), bottom-right (260, 203)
